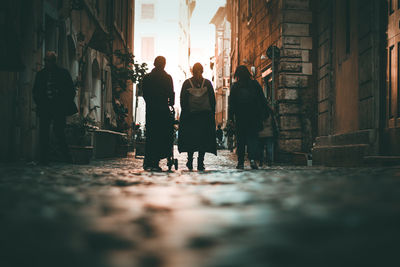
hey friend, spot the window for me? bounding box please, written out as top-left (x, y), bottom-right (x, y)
top-left (96, 0), bottom-right (100, 14)
top-left (390, 0), bottom-right (394, 14)
top-left (389, 45), bottom-right (394, 118)
top-left (141, 37), bottom-right (154, 62)
top-left (142, 4), bottom-right (154, 19)
top-left (114, 1), bottom-right (121, 28)
top-left (120, 0), bottom-right (124, 32)
top-left (247, 0), bottom-right (252, 21)
top-left (262, 66), bottom-right (273, 102)
top-left (106, 1), bottom-right (113, 31)
top-left (345, 0), bottom-right (351, 54)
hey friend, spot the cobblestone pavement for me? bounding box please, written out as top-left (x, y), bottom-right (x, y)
top-left (1, 149), bottom-right (400, 267)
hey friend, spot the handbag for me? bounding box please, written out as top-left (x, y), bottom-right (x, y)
top-left (187, 78), bottom-right (211, 112)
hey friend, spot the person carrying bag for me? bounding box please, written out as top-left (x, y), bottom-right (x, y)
top-left (228, 65), bottom-right (268, 170)
top-left (178, 63), bottom-right (217, 171)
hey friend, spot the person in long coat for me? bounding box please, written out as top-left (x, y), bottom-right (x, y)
top-left (228, 65), bottom-right (268, 169)
top-left (178, 63), bottom-right (216, 171)
top-left (33, 51), bottom-right (77, 164)
top-left (142, 56), bottom-right (175, 171)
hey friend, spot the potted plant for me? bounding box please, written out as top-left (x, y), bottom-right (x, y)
top-left (116, 134), bottom-right (130, 157)
top-left (66, 114), bottom-right (97, 164)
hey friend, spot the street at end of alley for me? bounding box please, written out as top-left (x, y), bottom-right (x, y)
top-left (1, 149), bottom-right (400, 267)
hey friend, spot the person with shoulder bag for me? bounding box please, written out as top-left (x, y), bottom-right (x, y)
top-left (178, 63), bottom-right (216, 171)
top-left (228, 65), bottom-right (268, 169)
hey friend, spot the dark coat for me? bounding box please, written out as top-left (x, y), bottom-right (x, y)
top-left (142, 68), bottom-right (175, 160)
top-left (228, 79), bottom-right (268, 133)
top-left (32, 66), bottom-right (77, 117)
top-left (178, 77), bottom-right (217, 155)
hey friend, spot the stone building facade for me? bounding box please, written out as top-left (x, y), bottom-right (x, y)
top-left (385, 0), bottom-right (400, 156)
top-left (227, 0), bottom-right (398, 165)
top-left (312, 0), bottom-right (391, 166)
top-left (227, 0), bottom-right (316, 160)
top-left (0, 0), bottom-right (135, 162)
top-left (210, 6), bottom-right (231, 127)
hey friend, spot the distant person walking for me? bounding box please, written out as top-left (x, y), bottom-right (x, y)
top-left (258, 104), bottom-right (278, 166)
top-left (216, 124), bottom-right (224, 148)
top-left (178, 63), bottom-right (216, 171)
top-left (33, 51), bottom-right (77, 164)
top-left (142, 56), bottom-right (175, 171)
top-left (228, 65), bottom-right (268, 169)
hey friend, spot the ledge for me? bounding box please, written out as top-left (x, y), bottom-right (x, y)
top-left (92, 129), bottom-right (127, 136)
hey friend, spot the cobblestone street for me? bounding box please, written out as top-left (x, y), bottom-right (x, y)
top-left (1, 149), bottom-right (400, 267)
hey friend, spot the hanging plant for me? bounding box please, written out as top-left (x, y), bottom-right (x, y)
top-left (110, 49), bottom-right (148, 130)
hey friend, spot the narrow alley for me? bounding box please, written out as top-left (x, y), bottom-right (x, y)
top-left (1, 0), bottom-right (400, 266)
top-left (1, 150), bottom-right (399, 267)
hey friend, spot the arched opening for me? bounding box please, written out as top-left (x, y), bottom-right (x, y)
top-left (66, 35), bottom-right (79, 113)
top-left (90, 59), bottom-right (101, 123)
top-left (67, 35), bottom-right (79, 80)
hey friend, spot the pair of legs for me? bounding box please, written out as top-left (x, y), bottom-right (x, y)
top-left (259, 137), bottom-right (274, 166)
top-left (143, 156), bottom-right (161, 171)
top-left (236, 128), bottom-right (259, 169)
top-left (186, 151), bottom-right (205, 171)
top-left (143, 110), bottom-right (171, 171)
top-left (39, 114), bottom-right (71, 164)
top-left (143, 136), bottom-right (162, 171)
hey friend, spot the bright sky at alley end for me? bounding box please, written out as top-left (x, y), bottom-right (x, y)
top-left (190, 0), bottom-right (226, 69)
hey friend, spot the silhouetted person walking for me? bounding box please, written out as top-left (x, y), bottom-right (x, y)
top-left (142, 56), bottom-right (175, 171)
top-left (228, 65), bottom-right (268, 169)
top-left (178, 63), bottom-right (216, 171)
top-left (33, 51), bottom-right (77, 164)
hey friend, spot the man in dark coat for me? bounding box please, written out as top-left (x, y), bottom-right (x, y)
top-left (142, 56), bottom-right (175, 171)
top-left (33, 51), bottom-right (77, 164)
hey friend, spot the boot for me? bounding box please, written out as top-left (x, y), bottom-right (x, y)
top-left (250, 160), bottom-right (258, 170)
top-left (151, 160), bottom-right (162, 172)
top-left (236, 156), bottom-right (244, 169)
top-left (197, 157), bottom-right (205, 171)
top-left (186, 157), bottom-right (193, 170)
top-left (236, 161), bottom-right (244, 169)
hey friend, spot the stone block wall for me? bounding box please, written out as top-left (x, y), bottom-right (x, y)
top-left (312, 0), bottom-right (389, 165)
top-left (277, 0), bottom-right (315, 153)
top-left (229, 0), bottom-right (316, 156)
